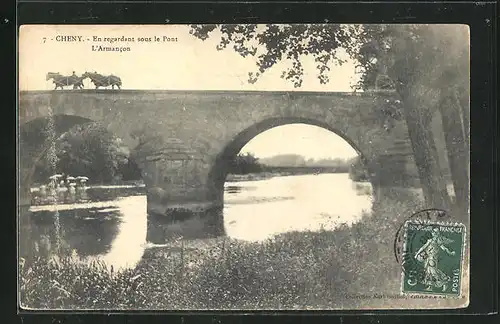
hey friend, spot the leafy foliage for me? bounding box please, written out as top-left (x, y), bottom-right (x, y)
top-left (190, 24), bottom-right (356, 88)
top-left (227, 152), bottom-right (263, 174)
top-left (348, 156), bottom-right (370, 182)
top-left (350, 24), bottom-right (469, 121)
top-left (34, 122), bottom-right (142, 184)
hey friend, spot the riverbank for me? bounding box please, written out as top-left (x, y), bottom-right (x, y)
top-left (226, 172), bottom-right (277, 182)
top-left (30, 182), bottom-right (146, 192)
top-left (226, 171), bottom-right (364, 182)
top-left (19, 187), bottom-right (469, 310)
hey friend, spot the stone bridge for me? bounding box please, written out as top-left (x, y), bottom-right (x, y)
top-left (19, 90), bottom-right (416, 243)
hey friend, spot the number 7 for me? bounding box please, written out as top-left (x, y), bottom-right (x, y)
top-left (43, 37), bottom-right (46, 43)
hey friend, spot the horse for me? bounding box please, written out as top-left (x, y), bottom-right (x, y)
top-left (82, 71), bottom-right (122, 89)
top-left (46, 72), bottom-right (85, 90)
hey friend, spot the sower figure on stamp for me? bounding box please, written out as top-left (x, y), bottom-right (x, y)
top-left (414, 227), bottom-right (456, 292)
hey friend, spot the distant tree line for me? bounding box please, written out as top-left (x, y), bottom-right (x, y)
top-left (227, 152), bottom-right (369, 181)
top-left (33, 122), bottom-right (142, 185)
top-left (259, 154), bottom-right (352, 171)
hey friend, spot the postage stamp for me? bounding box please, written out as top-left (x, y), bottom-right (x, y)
top-left (393, 208), bottom-right (452, 265)
top-left (401, 219), bottom-right (466, 296)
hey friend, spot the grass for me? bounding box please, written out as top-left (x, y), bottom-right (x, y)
top-left (19, 187), bottom-right (469, 310)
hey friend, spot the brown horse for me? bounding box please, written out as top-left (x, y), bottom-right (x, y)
top-left (82, 72), bottom-right (122, 89)
top-left (46, 72), bottom-right (85, 90)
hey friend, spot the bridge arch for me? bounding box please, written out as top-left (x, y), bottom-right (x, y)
top-left (19, 90), bottom-right (418, 243)
top-left (206, 117), bottom-right (376, 205)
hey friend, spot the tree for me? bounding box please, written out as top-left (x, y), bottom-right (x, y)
top-left (352, 25), bottom-right (469, 216)
top-left (34, 122), bottom-right (133, 184)
top-left (228, 152), bottom-right (263, 174)
top-left (348, 156), bottom-right (370, 182)
top-left (432, 26), bottom-right (470, 215)
top-left (189, 24), bottom-right (469, 213)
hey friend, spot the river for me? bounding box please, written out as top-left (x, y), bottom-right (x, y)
top-left (22, 173), bottom-right (373, 270)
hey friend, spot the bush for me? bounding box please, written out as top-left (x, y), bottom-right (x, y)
top-left (348, 156), bottom-right (370, 182)
top-left (227, 153), bottom-right (264, 174)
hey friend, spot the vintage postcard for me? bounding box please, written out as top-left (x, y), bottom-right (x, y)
top-left (18, 24), bottom-right (470, 310)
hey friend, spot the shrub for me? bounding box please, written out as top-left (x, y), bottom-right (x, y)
top-left (348, 156), bottom-right (370, 182)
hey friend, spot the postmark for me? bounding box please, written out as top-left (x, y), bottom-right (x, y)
top-left (400, 219), bottom-right (466, 297)
top-left (393, 208), bottom-right (452, 266)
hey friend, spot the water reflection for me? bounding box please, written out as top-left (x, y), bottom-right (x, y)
top-left (85, 186), bottom-right (147, 202)
top-left (225, 186), bottom-right (242, 194)
top-left (29, 207), bottom-right (122, 257)
top-left (223, 173), bottom-right (373, 241)
top-left (146, 206), bottom-right (224, 245)
top-left (21, 186), bottom-right (147, 271)
top-left (96, 196), bottom-right (147, 270)
top-left (20, 173), bottom-right (373, 271)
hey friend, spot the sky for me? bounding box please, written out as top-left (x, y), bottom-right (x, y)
top-left (240, 124), bottom-right (357, 160)
top-left (19, 24), bottom-right (361, 160)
